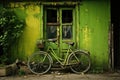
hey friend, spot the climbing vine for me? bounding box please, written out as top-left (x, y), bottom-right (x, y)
top-left (0, 8), bottom-right (25, 64)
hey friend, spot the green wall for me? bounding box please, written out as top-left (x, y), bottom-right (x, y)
top-left (7, 0), bottom-right (110, 71)
top-left (9, 3), bottom-right (43, 61)
top-left (79, 0), bottom-right (110, 71)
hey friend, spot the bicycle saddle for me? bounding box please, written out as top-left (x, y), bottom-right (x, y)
top-left (48, 38), bottom-right (57, 42)
top-left (64, 42), bottom-right (74, 46)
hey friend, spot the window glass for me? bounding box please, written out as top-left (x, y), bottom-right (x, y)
top-left (62, 10), bottom-right (72, 23)
top-left (47, 9), bottom-right (57, 23)
top-left (47, 9), bottom-right (57, 39)
top-left (47, 26), bottom-right (57, 39)
top-left (62, 10), bottom-right (73, 39)
top-left (62, 25), bottom-right (72, 39)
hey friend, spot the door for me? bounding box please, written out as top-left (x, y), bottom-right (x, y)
top-left (44, 7), bottom-right (75, 57)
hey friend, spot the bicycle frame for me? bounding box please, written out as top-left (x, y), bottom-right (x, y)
top-left (46, 41), bottom-right (73, 66)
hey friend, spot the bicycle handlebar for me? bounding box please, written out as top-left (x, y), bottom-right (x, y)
top-left (38, 38), bottom-right (74, 46)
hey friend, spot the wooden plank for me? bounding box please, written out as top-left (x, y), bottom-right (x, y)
top-left (0, 67), bottom-right (6, 76)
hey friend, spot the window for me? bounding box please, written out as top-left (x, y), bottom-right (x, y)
top-left (45, 8), bottom-right (73, 40)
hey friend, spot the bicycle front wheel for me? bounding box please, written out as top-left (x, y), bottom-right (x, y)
top-left (28, 51), bottom-right (52, 75)
top-left (68, 50), bottom-right (91, 74)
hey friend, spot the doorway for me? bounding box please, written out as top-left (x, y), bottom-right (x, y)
top-left (111, 1), bottom-right (120, 70)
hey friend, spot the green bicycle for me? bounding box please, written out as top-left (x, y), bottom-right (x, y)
top-left (27, 39), bottom-right (91, 75)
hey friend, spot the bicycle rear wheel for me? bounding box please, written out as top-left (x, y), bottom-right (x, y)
top-left (28, 51), bottom-right (52, 75)
top-left (68, 50), bottom-right (91, 74)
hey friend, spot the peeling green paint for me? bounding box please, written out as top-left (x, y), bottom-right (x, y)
top-left (82, 25), bottom-right (91, 50)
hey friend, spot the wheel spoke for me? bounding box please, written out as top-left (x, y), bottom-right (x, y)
top-left (28, 51), bottom-right (52, 74)
top-left (68, 50), bottom-right (91, 74)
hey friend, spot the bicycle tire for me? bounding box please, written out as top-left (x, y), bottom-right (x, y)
top-left (27, 51), bottom-right (53, 75)
top-left (68, 50), bottom-right (91, 74)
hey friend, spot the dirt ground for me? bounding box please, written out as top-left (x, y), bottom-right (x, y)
top-left (0, 72), bottom-right (120, 80)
